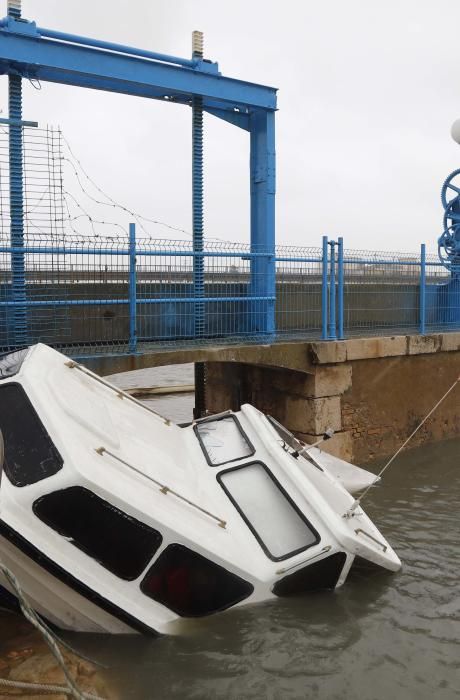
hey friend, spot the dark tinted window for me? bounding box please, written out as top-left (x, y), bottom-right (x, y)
top-left (273, 552), bottom-right (347, 597)
top-left (141, 543), bottom-right (253, 616)
top-left (0, 383), bottom-right (63, 487)
top-left (33, 487), bottom-right (162, 580)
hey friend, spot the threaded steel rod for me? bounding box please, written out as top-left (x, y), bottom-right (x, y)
top-left (8, 0), bottom-right (27, 347)
top-left (192, 32), bottom-right (206, 418)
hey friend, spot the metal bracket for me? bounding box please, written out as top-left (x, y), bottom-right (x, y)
top-left (0, 117), bottom-right (37, 127)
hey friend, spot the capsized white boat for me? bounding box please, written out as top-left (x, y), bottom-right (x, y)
top-left (0, 344), bottom-right (401, 635)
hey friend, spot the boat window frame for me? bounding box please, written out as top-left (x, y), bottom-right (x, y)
top-left (193, 414), bottom-right (255, 467)
top-left (33, 486), bottom-right (163, 581)
top-left (0, 381), bottom-right (63, 487)
top-left (217, 460), bottom-right (321, 562)
top-left (140, 542), bottom-right (254, 617)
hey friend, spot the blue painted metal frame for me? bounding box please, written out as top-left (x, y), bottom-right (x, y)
top-left (0, 11), bottom-right (278, 348)
top-left (7, 2), bottom-right (26, 347)
top-left (337, 237), bottom-right (344, 340)
top-left (0, 18), bottom-right (277, 112)
top-left (328, 240), bottom-right (337, 340)
top-left (419, 243), bottom-right (426, 335)
top-left (321, 236), bottom-right (328, 340)
top-left (128, 223), bottom-right (137, 353)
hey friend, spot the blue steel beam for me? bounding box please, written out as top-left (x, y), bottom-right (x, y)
top-left (249, 109), bottom-right (276, 334)
top-left (0, 12), bottom-right (278, 349)
top-left (0, 19), bottom-right (277, 113)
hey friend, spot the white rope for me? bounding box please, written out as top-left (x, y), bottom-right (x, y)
top-left (0, 676), bottom-right (101, 696)
top-left (345, 373), bottom-right (460, 516)
top-left (0, 562), bottom-right (104, 700)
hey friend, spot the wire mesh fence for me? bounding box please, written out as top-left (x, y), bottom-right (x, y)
top-left (2, 230), bottom-right (460, 357)
top-left (1, 125), bottom-right (460, 357)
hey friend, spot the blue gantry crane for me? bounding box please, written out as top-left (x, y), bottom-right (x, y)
top-left (0, 0), bottom-right (278, 349)
top-left (0, 0), bottom-right (278, 416)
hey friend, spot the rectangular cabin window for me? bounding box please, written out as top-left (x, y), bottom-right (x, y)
top-left (33, 487), bottom-right (163, 580)
top-left (0, 383), bottom-right (63, 487)
top-left (140, 543), bottom-right (253, 617)
top-left (194, 415), bottom-right (255, 466)
top-left (218, 462), bottom-right (320, 561)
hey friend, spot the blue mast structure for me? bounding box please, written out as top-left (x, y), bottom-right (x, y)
top-left (0, 5), bottom-right (278, 351)
top-left (192, 31), bottom-right (206, 417)
top-left (6, 0), bottom-right (26, 346)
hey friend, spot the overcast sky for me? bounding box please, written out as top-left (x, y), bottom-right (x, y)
top-left (3, 0), bottom-right (460, 252)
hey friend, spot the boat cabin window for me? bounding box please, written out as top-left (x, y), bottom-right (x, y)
top-left (0, 383), bottom-right (63, 487)
top-left (218, 462), bottom-right (320, 561)
top-left (140, 543), bottom-right (253, 617)
top-left (273, 552), bottom-right (347, 596)
top-left (0, 349), bottom-right (28, 381)
top-left (194, 415), bottom-right (255, 466)
top-left (33, 487), bottom-right (162, 580)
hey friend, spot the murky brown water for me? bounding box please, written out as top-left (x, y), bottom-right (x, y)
top-left (1, 366), bottom-right (459, 699)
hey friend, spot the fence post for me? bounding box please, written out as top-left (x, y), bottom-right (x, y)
top-left (129, 223), bottom-right (137, 353)
top-left (328, 240), bottom-right (337, 340)
top-left (321, 236), bottom-right (328, 340)
top-left (420, 243), bottom-right (426, 335)
top-left (337, 236), bottom-right (344, 340)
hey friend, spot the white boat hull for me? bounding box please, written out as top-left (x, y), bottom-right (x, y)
top-left (0, 344), bottom-right (401, 635)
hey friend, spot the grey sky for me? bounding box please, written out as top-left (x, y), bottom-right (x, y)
top-left (3, 0), bottom-right (460, 252)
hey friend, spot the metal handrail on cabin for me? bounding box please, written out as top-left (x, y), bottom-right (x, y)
top-left (95, 446), bottom-right (227, 529)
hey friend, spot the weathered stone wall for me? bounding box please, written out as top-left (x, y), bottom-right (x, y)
top-left (341, 352), bottom-right (460, 462)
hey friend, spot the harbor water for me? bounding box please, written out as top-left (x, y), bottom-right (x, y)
top-left (1, 365), bottom-right (459, 699)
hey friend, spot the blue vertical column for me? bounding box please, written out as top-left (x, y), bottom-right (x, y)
top-left (337, 236), bottom-right (344, 339)
top-left (321, 236), bottom-right (328, 340)
top-left (328, 240), bottom-right (337, 340)
top-left (8, 0), bottom-right (27, 347)
top-left (192, 31), bottom-right (206, 418)
top-left (249, 108), bottom-right (276, 335)
top-left (128, 223), bottom-right (137, 353)
top-left (419, 243), bottom-right (426, 335)
top-left (192, 32), bottom-right (205, 339)
top-left (192, 99), bottom-right (204, 338)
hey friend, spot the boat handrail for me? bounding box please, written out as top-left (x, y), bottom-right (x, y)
top-left (276, 545), bottom-right (332, 575)
top-left (95, 446), bottom-right (227, 529)
top-left (65, 361), bottom-right (172, 426)
top-left (354, 528), bottom-right (387, 552)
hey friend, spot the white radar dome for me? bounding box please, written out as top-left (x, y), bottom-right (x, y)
top-left (451, 119), bottom-right (460, 145)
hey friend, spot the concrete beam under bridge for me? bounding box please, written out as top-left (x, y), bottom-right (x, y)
top-left (81, 332), bottom-right (460, 463)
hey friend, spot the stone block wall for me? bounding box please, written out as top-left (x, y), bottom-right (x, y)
top-left (205, 333), bottom-right (460, 463)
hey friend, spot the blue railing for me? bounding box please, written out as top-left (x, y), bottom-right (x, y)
top-left (0, 227), bottom-right (458, 357)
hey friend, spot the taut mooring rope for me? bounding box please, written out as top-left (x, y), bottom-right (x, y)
top-left (345, 373), bottom-right (460, 517)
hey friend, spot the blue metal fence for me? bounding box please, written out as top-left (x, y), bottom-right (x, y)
top-left (0, 227), bottom-right (458, 357)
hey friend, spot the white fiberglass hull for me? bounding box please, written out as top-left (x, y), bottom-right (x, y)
top-left (0, 344), bottom-right (401, 635)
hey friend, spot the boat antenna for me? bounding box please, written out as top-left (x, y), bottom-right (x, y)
top-left (344, 373), bottom-right (460, 518)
